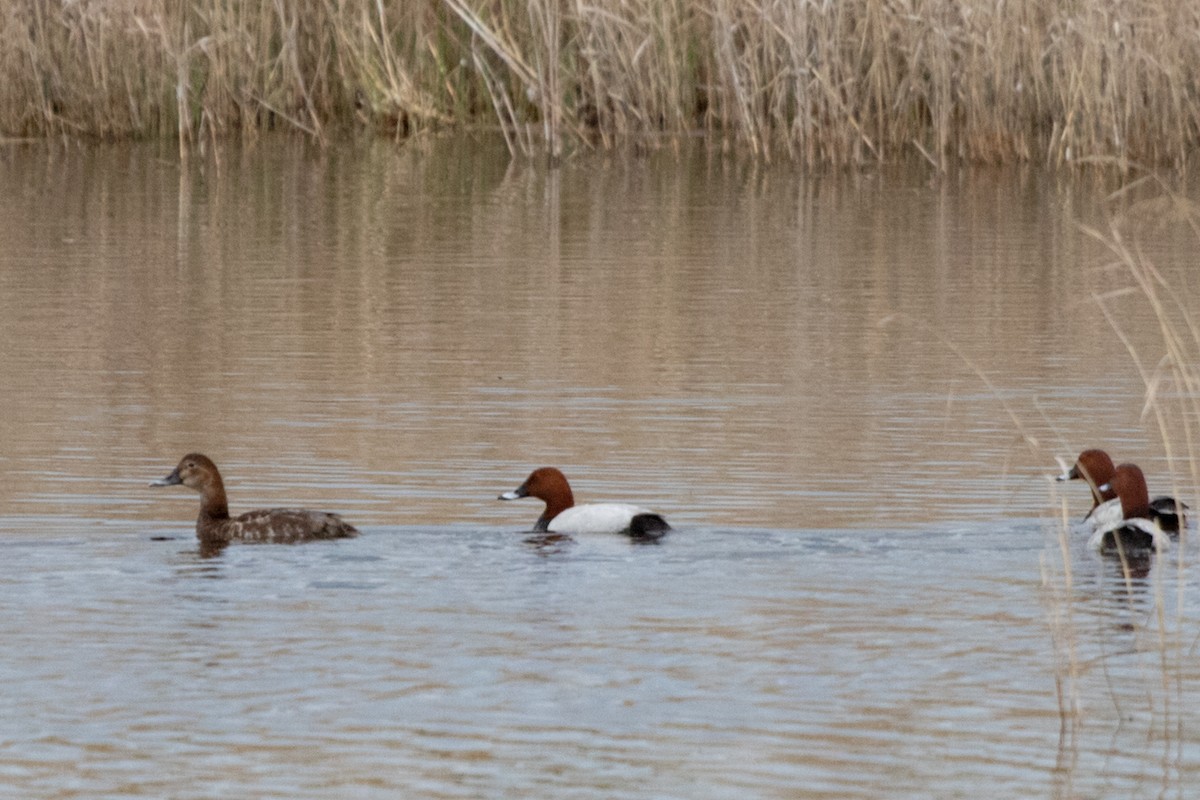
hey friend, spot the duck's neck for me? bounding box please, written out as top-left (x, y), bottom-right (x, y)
top-left (540, 490), bottom-right (573, 528)
top-left (1121, 488), bottom-right (1152, 521)
top-left (1124, 502), bottom-right (1153, 521)
top-left (195, 481), bottom-right (233, 543)
top-left (198, 477), bottom-right (230, 521)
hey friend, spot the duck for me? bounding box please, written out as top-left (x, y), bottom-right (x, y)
top-left (498, 466), bottom-right (671, 539)
top-left (1056, 448), bottom-right (1186, 533)
top-left (1086, 463), bottom-right (1171, 554)
top-left (150, 453), bottom-right (359, 546)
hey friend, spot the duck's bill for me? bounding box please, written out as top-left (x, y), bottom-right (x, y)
top-left (1054, 456), bottom-right (1075, 482)
top-left (498, 488), bottom-right (525, 501)
top-left (150, 470), bottom-right (182, 487)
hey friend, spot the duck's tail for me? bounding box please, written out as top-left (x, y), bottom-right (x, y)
top-left (630, 513), bottom-right (671, 540)
top-left (1150, 496), bottom-right (1188, 533)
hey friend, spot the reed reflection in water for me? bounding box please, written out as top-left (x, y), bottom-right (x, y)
top-left (0, 140), bottom-right (1199, 797)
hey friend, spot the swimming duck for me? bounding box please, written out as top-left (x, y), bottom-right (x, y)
top-left (1086, 463), bottom-right (1170, 554)
top-left (150, 453), bottom-right (358, 546)
top-left (499, 467), bottom-right (671, 539)
top-left (1056, 448), bottom-right (1186, 532)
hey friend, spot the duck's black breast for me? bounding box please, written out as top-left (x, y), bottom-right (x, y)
top-left (214, 509), bottom-right (359, 543)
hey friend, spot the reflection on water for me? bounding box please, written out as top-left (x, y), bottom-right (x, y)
top-left (3, 139), bottom-right (1198, 531)
top-left (1, 139), bottom-right (1200, 796)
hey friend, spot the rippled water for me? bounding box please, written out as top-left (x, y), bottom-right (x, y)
top-left (3, 523), bottom-right (1196, 798)
top-left (2, 140), bottom-right (1200, 797)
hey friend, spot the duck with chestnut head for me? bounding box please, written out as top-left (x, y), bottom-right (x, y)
top-left (499, 466), bottom-right (671, 540)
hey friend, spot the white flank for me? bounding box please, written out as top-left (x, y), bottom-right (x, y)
top-left (1087, 517), bottom-right (1170, 552)
top-left (1083, 498), bottom-right (1123, 531)
top-left (547, 503), bottom-right (656, 535)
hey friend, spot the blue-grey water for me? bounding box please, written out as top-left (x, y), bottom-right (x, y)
top-left (1, 139), bottom-right (1200, 797)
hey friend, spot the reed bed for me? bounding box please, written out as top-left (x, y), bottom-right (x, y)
top-left (2, 0), bottom-right (1200, 163)
top-left (1041, 180), bottom-right (1200, 756)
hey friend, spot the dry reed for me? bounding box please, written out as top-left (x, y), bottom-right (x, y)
top-left (2, 0), bottom-right (1200, 164)
top-left (1041, 179), bottom-right (1200, 758)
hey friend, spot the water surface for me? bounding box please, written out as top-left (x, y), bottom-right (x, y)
top-left (1, 139), bottom-right (1199, 797)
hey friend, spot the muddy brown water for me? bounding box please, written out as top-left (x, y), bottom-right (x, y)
top-left (1, 139), bottom-right (1198, 797)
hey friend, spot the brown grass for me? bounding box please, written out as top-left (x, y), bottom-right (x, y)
top-left (1042, 178), bottom-right (1200, 751)
top-left (2, 0), bottom-right (1200, 164)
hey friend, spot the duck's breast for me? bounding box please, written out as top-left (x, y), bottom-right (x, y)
top-left (547, 503), bottom-right (657, 536)
top-left (1084, 498), bottom-right (1123, 530)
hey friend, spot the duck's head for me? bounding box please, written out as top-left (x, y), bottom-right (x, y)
top-left (150, 453), bottom-right (222, 493)
top-left (499, 466), bottom-right (574, 508)
top-left (1057, 448), bottom-right (1117, 501)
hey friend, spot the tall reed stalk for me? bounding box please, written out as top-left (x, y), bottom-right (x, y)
top-left (2, 0), bottom-right (1199, 164)
top-left (1043, 179), bottom-right (1200, 760)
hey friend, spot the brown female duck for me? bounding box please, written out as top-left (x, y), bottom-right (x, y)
top-left (150, 453), bottom-right (358, 546)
